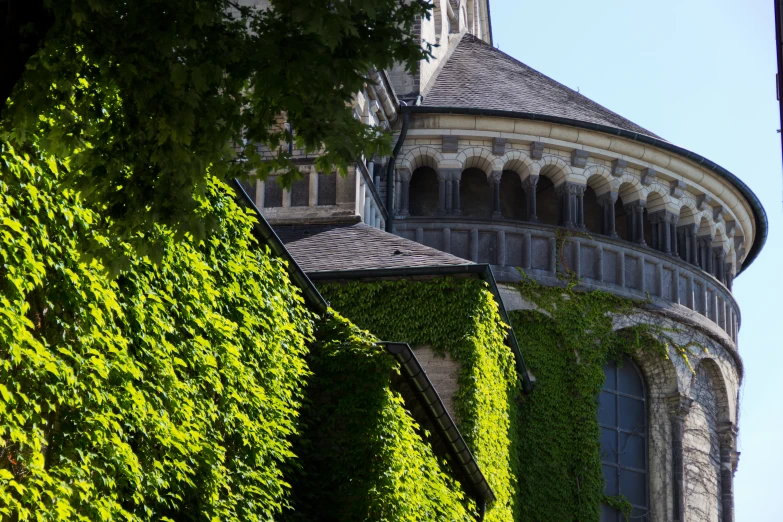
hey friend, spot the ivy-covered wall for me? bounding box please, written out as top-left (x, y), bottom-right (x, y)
top-left (506, 276), bottom-right (673, 522)
top-left (319, 277), bottom-right (523, 522)
top-left (0, 144), bottom-right (314, 520)
top-left (286, 311), bottom-right (475, 522)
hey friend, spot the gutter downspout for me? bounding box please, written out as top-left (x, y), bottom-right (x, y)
top-left (385, 102), bottom-right (409, 233)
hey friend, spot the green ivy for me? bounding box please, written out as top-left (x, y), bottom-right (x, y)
top-left (0, 143), bottom-right (314, 520)
top-left (286, 311), bottom-right (475, 522)
top-left (319, 278), bottom-right (523, 522)
top-left (507, 274), bottom-right (672, 521)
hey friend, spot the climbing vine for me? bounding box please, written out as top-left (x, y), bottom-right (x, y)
top-left (508, 272), bottom-right (696, 521)
top-left (285, 311), bottom-right (475, 522)
top-left (319, 277), bottom-right (523, 522)
top-left (0, 144), bottom-right (314, 520)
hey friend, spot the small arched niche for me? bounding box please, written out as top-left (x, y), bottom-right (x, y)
top-left (499, 171), bottom-right (526, 220)
top-left (409, 167), bottom-right (439, 216)
top-left (460, 168), bottom-right (491, 218)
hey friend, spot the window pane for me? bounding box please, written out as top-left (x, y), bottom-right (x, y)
top-left (619, 433), bottom-right (646, 470)
top-left (620, 469), bottom-right (647, 507)
top-left (630, 506), bottom-right (649, 521)
top-left (603, 360), bottom-right (617, 390)
top-left (618, 361), bottom-right (644, 397)
top-left (600, 503), bottom-right (619, 522)
top-left (599, 391), bottom-right (617, 426)
top-left (601, 428), bottom-right (617, 463)
top-left (619, 396), bottom-right (645, 432)
top-left (602, 464), bottom-right (618, 496)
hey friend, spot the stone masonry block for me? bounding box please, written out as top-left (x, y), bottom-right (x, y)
top-left (641, 167), bottom-right (657, 186)
top-left (571, 149), bottom-right (589, 168)
top-left (530, 141), bottom-right (544, 159)
top-left (492, 137), bottom-right (506, 155)
top-left (611, 158), bottom-right (627, 177)
top-left (442, 135), bottom-right (458, 153)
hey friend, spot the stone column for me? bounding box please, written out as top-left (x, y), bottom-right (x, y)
top-left (625, 201), bottom-right (647, 245)
top-left (521, 175), bottom-right (539, 222)
top-left (713, 248), bottom-right (726, 283)
top-left (667, 395), bottom-right (693, 522)
top-left (677, 223), bottom-right (699, 265)
top-left (400, 176), bottom-right (410, 217)
top-left (575, 184), bottom-right (586, 230)
top-left (718, 422), bottom-right (738, 522)
top-left (697, 235), bottom-right (714, 273)
top-left (452, 175), bottom-right (461, 215)
top-left (649, 210), bottom-right (678, 254)
top-left (597, 192), bottom-right (619, 237)
top-left (438, 174), bottom-right (448, 214)
top-left (556, 182), bottom-right (582, 228)
top-left (490, 170), bottom-right (502, 218)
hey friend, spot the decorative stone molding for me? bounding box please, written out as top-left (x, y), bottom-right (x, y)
top-left (611, 158), bottom-right (627, 177)
top-left (641, 167), bottom-right (657, 186)
top-left (697, 194), bottom-right (712, 211)
top-left (442, 135), bottom-right (458, 153)
top-left (713, 205), bottom-right (725, 224)
top-left (571, 149), bottom-right (589, 168)
top-left (670, 179), bottom-right (687, 199)
top-left (492, 137), bottom-right (506, 155)
top-left (724, 220), bottom-right (736, 237)
top-left (530, 141), bottom-right (544, 160)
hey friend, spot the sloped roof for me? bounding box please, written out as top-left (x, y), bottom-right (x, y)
top-left (422, 34), bottom-right (661, 139)
top-left (275, 221), bottom-right (471, 272)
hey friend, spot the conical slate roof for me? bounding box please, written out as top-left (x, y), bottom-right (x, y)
top-left (422, 34), bottom-right (661, 139)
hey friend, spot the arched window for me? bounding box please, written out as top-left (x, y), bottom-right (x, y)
top-left (599, 358), bottom-right (649, 521)
top-left (409, 167), bottom-right (439, 216)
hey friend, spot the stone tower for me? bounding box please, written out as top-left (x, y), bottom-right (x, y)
top-left (255, 2), bottom-right (767, 521)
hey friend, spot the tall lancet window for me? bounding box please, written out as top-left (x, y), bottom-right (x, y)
top-left (599, 358), bottom-right (649, 521)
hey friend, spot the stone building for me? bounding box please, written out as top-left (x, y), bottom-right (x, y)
top-left (246, 2), bottom-right (767, 520)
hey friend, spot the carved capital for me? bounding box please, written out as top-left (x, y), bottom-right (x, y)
top-left (571, 149), bottom-right (589, 168)
top-left (492, 137), bottom-right (506, 155)
top-left (530, 141), bottom-right (544, 160)
top-left (670, 179), bottom-right (687, 199)
top-left (734, 235), bottom-right (745, 251)
top-left (649, 209), bottom-right (679, 225)
top-left (397, 167), bottom-right (412, 182)
top-left (611, 158), bottom-right (627, 177)
top-left (697, 234), bottom-right (714, 247)
top-left (490, 170), bottom-right (503, 182)
top-left (438, 168), bottom-right (461, 181)
top-left (555, 182), bottom-right (585, 196)
top-left (718, 422), bottom-right (738, 449)
top-left (521, 175), bottom-right (539, 190)
top-left (697, 194), bottom-right (712, 211)
top-left (442, 135), bottom-right (458, 153)
top-left (624, 200), bottom-right (646, 213)
top-left (666, 394), bottom-right (693, 420)
top-left (641, 167), bottom-right (657, 186)
top-left (597, 191), bottom-right (618, 207)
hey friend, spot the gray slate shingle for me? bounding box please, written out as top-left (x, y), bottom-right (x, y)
top-left (422, 34), bottom-right (661, 139)
top-left (275, 222), bottom-right (471, 273)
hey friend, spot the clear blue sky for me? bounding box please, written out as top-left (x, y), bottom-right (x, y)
top-left (490, 0), bottom-right (782, 518)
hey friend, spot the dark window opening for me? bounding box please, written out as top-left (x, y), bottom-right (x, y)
top-left (537, 175), bottom-right (558, 226)
top-left (584, 186), bottom-right (602, 233)
top-left (409, 167), bottom-right (439, 216)
top-left (318, 173), bottom-right (337, 206)
top-left (615, 198), bottom-right (629, 241)
top-left (500, 170), bottom-right (526, 220)
top-left (460, 168), bottom-right (491, 218)
top-left (265, 175), bottom-right (283, 208)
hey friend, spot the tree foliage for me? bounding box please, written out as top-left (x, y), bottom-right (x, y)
top-left (0, 143), bottom-right (314, 520)
top-left (1, 0), bottom-right (432, 252)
